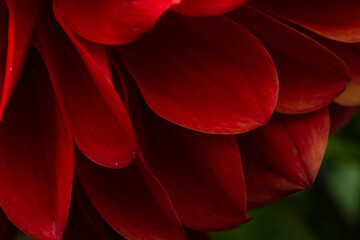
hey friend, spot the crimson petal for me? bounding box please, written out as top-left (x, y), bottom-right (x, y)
top-left (172, 0), bottom-right (249, 16)
top-left (142, 108), bottom-right (249, 231)
top-left (253, 0), bottom-right (360, 43)
top-left (54, 0), bottom-right (179, 45)
top-left (122, 14), bottom-right (278, 134)
top-left (0, 0), bottom-right (41, 118)
top-left (0, 48), bottom-right (73, 240)
top-left (36, 8), bottom-right (139, 168)
top-left (76, 151), bottom-right (185, 240)
top-left (238, 108), bottom-right (329, 208)
top-left (227, 5), bottom-right (349, 114)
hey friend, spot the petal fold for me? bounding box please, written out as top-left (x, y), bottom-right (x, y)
top-left (54, 0), bottom-right (179, 45)
top-left (238, 108), bottom-right (329, 208)
top-left (0, 48), bottom-right (73, 240)
top-left (227, 6), bottom-right (349, 113)
top-left (36, 7), bottom-right (139, 168)
top-left (253, 0), bottom-right (360, 43)
top-left (122, 14), bottom-right (278, 134)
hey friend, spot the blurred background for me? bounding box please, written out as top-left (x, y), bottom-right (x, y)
top-left (17, 109), bottom-right (360, 240)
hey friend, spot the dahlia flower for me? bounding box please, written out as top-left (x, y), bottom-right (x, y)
top-left (0, 0), bottom-right (359, 239)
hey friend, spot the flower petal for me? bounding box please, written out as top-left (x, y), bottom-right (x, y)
top-left (54, 0), bottom-right (180, 45)
top-left (253, 0), bottom-right (360, 43)
top-left (172, 0), bottom-right (248, 16)
top-left (0, 48), bottom-right (73, 240)
top-left (122, 14), bottom-right (278, 134)
top-left (0, 0), bottom-right (41, 118)
top-left (227, 5), bottom-right (349, 113)
top-left (238, 108), bottom-right (329, 208)
top-left (36, 8), bottom-right (139, 168)
top-left (75, 151), bottom-right (186, 240)
top-left (142, 107), bottom-right (249, 231)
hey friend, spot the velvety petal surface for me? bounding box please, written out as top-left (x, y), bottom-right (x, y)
top-left (253, 0), bottom-right (360, 43)
top-left (227, 5), bottom-right (349, 113)
top-left (122, 14), bottom-right (278, 134)
top-left (54, 0), bottom-right (180, 45)
top-left (238, 108), bottom-right (329, 208)
top-left (0, 0), bottom-right (41, 118)
top-left (76, 151), bottom-right (185, 240)
top-left (0, 48), bottom-right (73, 240)
top-left (36, 8), bottom-right (139, 168)
top-left (172, 0), bottom-right (248, 16)
top-left (142, 108), bottom-right (249, 231)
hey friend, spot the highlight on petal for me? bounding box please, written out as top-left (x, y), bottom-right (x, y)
top-left (227, 5), bottom-right (349, 114)
top-left (172, 0), bottom-right (248, 16)
top-left (36, 7), bottom-right (139, 168)
top-left (0, 0), bottom-right (41, 119)
top-left (122, 13), bottom-right (278, 134)
top-left (0, 48), bottom-right (74, 240)
top-left (253, 0), bottom-right (360, 43)
top-left (54, 0), bottom-right (180, 45)
top-left (142, 107), bottom-right (249, 231)
top-left (238, 108), bottom-right (329, 208)
top-left (75, 150), bottom-right (186, 240)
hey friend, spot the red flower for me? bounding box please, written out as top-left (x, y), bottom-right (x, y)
top-left (0, 0), bottom-right (358, 239)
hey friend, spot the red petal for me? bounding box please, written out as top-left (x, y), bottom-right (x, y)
top-left (54, 0), bottom-right (180, 45)
top-left (227, 5), bottom-right (349, 113)
top-left (315, 40), bottom-right (360, 106)
top-left (238, 108), bottom-right (329, 208)
top-left (329, 103), bottom-right (358, 135)
top-left (0, 48), bottom-right (73, 240)
top-left (172, 0), bottom-right (248, 16)
top-left (122, 14), bottom-right (278, 134)
top-left (0, 0), bottom-right (41, 118)
top-left (36, 8), bottom-right (139, 168)
top-left (75, 151), bottom-right (185, 240)
top-left (253, 0), bottom-right (360, 43)
top-left (142, 108), bottom-right (249, 231)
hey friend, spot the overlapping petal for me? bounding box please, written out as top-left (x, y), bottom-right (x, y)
top-left (253, 0), bottom-right (360, 43)
top-left (76, 151), bottom-right (185, 240)
top-left (172, 0), bottom-right (248, 16)
top-left (54, 0), bottom-right (180, 45)
top-left (35, 7), bottom-right (139, 168)
top-left (228, 5), bottom-right (349, 113)
top-left (0, 48), bottom-right (73, 240)
top-left (122, 13), bottom-right (278, 134)
top-left (238, 108), bottom-right (329, 208)
top-left (0, 0), bottom-right (41, 118)
top-left (142, 107), bottom-right (249, 230)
